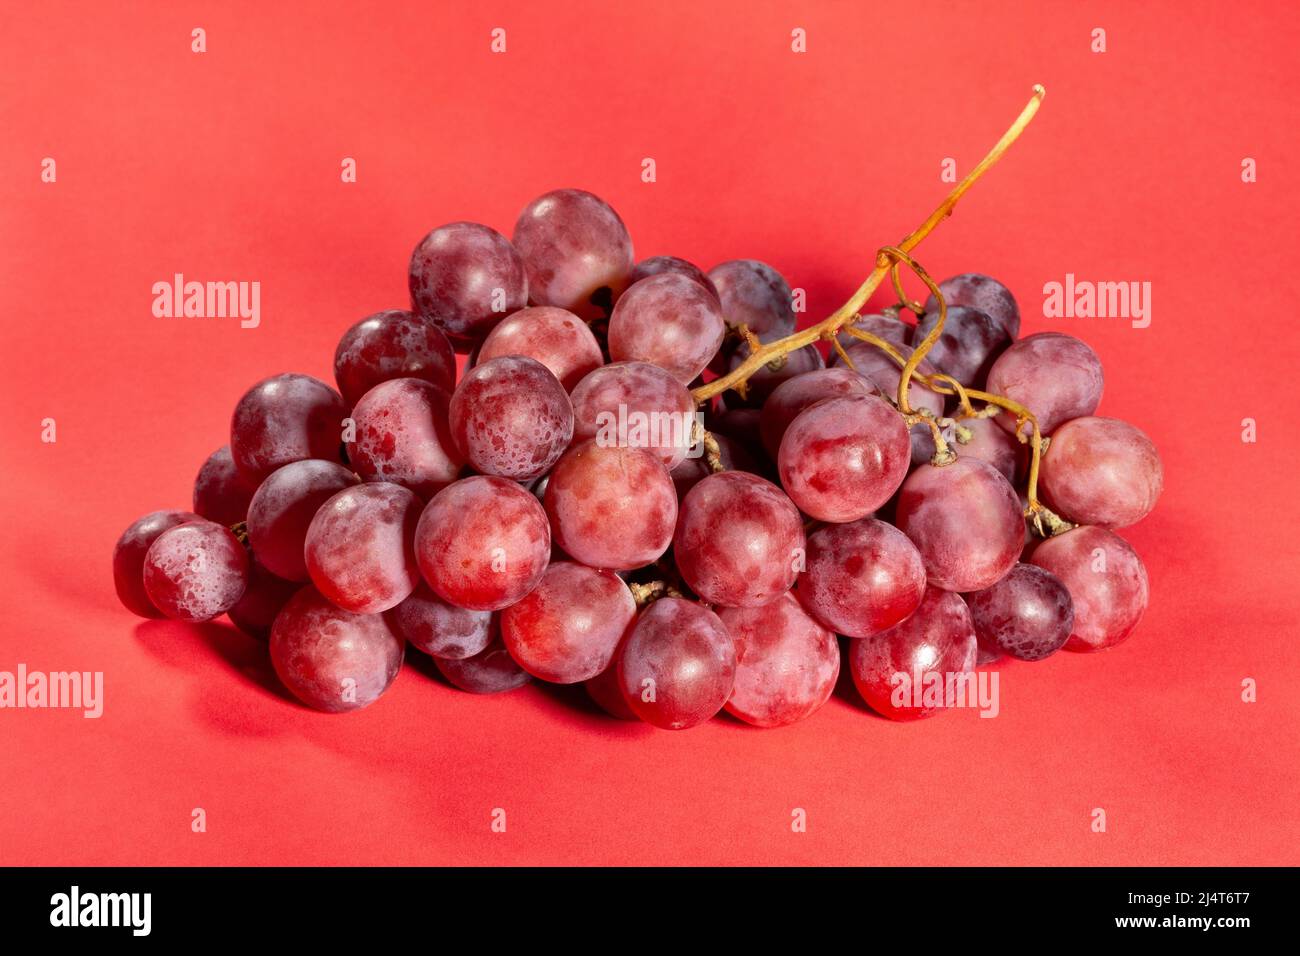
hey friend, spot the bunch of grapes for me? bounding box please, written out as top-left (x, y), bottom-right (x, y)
top-left (111, 90), bottom-right (1163, 729)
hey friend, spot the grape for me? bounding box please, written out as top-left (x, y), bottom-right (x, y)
top-left (708, 405), bottom-right (767, 459)
top-left (1030, 526), bottom-right (1149, 652)
top-left (544, 440), bottom-right (677, 571)
top-left (270, 585), bottom-right (404, 712)
top-left (449, 356), bottom-right (574, 481)
top-left (112, 510), bottom-right (202, 617)
top-left (246, 459), bottom-right (359, 582)
top-left (952, 415), bottom-right (1024, 484)
top-left (966, 563), bottom-right (1073, 661)
top-left (986, 332), bottom-right (1104, 437)
top-left (513, 189), bottom-right (634, 319)
top-left (726, 342), bottom-right (824, 407)
top-left (193, 445), bottom-right (257, 527)
top-left (585, 661), bottom-right (639, 719)
top-left (628, 256), bottom-right (719, 300)
top-left (895, 457), bottom-right (1023, 591)
top-left (923, 272), bottom-right (1020, 340)
top-left (848, 586), bottom-right (977, 721)
top-left (607, 272), bottom-right (726, 384)
top-left (670, 433), bottom-right (757, 499)
top-left (832, 341), bottom-right (945, 465)
top-left (408, 221), bottom-right (528, 349)
top-left (717, 592), bottom-right (839, 728)
top-left (570, 361), bottom-right (696, 468)
top-left (434, 636), bottom-right (532, 694)
top-left (707, 259), bottom-right (795, 338)
top-left (388, 581), bottom-right (495, 660)
top-left (836, 313), bottom-right (913, 350)
top-left (674, 471), bottom-right (804, 607)
top-left (415, 476), bottom-right (551, 611)
top-left (617, 598), bottom-right (736, 730)
top-left (475, 306), bottom-right (602, 390)
top-left (797, 518), bottom-right (926, 638)
top-left (227, 558), bottom-right (299, 641)
top-left (911, 305), bottom-right (1011, 387)
top-left (347, 377), bottom-right (463, 499)
top-left (305, 482), bottom-right (422, 614)
top-left (1038, 416), bottom-right (1162, 528)
top-left (501, 561), bottom-right (636, 683)
top-left (142, 520), bottom-right (249, 623)
top-left (759, 367), bottom-right (875, 459)
top-left (229, 373), bottom-right (348, 484)
top-left (777, 394), bottom-right (911, 523)
top-left (333, 309), bottom-right (456, 406)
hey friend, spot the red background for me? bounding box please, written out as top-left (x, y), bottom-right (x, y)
top-left (2, 1), bottom-right (1297, 866)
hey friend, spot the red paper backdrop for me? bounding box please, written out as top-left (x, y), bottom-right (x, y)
top-left (2, 1), bottom-right (1297, 866)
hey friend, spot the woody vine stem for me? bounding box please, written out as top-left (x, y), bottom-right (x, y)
top-left (692, 84), bottom-right (1073, 539)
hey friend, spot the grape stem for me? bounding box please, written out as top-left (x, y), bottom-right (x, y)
top-left (691, 84), bottom-right (1072, 536)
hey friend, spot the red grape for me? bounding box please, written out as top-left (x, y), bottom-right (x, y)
top-left (717, 592), bottom-right (839, 728)
top-left (112, 510), bottom-right (203, 617)
top-left (1030, 526), bottom-right (1149, 652)
top-left (832, 341), bottom-right (945, 465)
top-left (513, 189), bottom-right (633, 319)
top-left (347, 377), bottom-right (463, 499)
top-left (229, 373), bottom-right (347, 484)
top-left (434, 636), bottom-right (532, 694)
top-left (544, 440), bottom-right (677, 571)
top-left (707, 259), bottom-right (795, 338)
top-left (628, 256), bottom-right (719, 300)
top-left (608, 272), bottom-right (726, 384)
top-left (501, 561), bottom-right (636, 683)
top-left (849, 586), bottom-right (977, 721)
top-left (475, 306), bottom-right (602, 390)
top-left (986, 332), bottom-right (1104, 437)
top-left (759, 367), bottom-right (875, 459)
top-left (270, 585), bottom-right (404, 712)
top-left (911, 305), bottom-right (1011, 388)
top-left (305, 482), bottom-right (422, 614)
top-left (674, 471), bottom-right (804, 607)
top-left (388, 582), bottom-right (495, 660)
top-left (895, 457), bottom-right (1023, 591)
top-left (333, 309), bottom-right (456, 406)
top-left (193, 445), bottom-right (257, 527)
top-left (923, 272), bottom-right (1020, 340)
top-left (143, 520), bottom-right (249, 623)
top-left (670, 433), bottom-right (757, 499)
top-left (585, 661), bottom-right (639, 719)
top-left (408, 221), bottom-right (528, 349)
top-left (726, 341), bottom-right (824, 407)
top-left (966, 562), bottom-right (1073, 661)
top-left (797, 518), bottom-right (926, 638)
top-left (836, 313), bottom-right (913, 350)
top-left (227, 558), bottom-right (299, 641)
top-left (1038, 416), bottom-right (1163, 528)
top-left (246, 459), bottom-right (359, 582)
top-left (954, 415), bottom-right (1024, 484)
top-left (569, 361), bottom-right (696, 468)
top-left (449, 356), bottom-right (574, 481)
top-left (617, 598), bottom-right (737, 730)
top-left (415, 476), bottom-right (551, 611)
top-left (777, 393), bottom-right (911, 523)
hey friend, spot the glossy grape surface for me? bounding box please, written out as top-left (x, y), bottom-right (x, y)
top-left (113, 510), bottom-right (203, 617)
top-left (707, 259), bottom-right (795, 338)
top-left (923, 273), bottom-right (1020, 339)
top-left (193, 445), bottom-right (257, 527)
top-left (143, 520), bottom-right (249, 622)
top-left (966, 562), bottom-right (1073, 661)
top-left (1031, 526), bottom-right (1149, 652)
top-left (798, 518), bottom-right (927, 638)
top-left (347, 377), bottom-right (463, 499)
top-left (986, 332), bottom-right (1103, 437)
top-left (832, 341), bottom-right (945, 464)
top-left (435, 636), bottom-right (532, 694)
top-left (333, 309), bottom-right (456, 406)
top-left (408, 221), bottom-right (528, 349)
top-left (608, 272), bottom-right (726, 384)
top-left (911, 305), bottom-right (1011, 387)
top-left (388, 582), bottom-right (495, 660)
top-left (246, 460), bottom-right (359, 582)
top-left (628, 256), bottom-right (719, 300)
top-left (569, 361), bottom-right (696, 468)
top-left (475, 306), bottom-right (602, 391)
top-left (230, 373), bottom-right (348, 484)
top-left (449, 356), bottom-right (573, 481)
top-left (1038, 416), bottom-right (1162, 528)
top-left (305, 482), bottom-right (422, 614)
top-left (758, 367), bottom-right (874, 459)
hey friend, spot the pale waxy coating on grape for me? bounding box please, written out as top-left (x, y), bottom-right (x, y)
top-left (408, 221), bottom-right (528, 350)
top-left (544, 440), bottom-right (677, 571)
top-left (717, 592), bottom-right (840, 728)
top-left (923, 272), bottom-right (1021, 340)
top-left (849, 586), bottom-right (978, 721)
top-left (965, 562), bottom-right (1073, 661)
top-left (475, 306), bottom-right (603, 391)
top-left (270, 585), bottom-right (404, 713)
top-left (986, 332), bottom-right (1104, 437)
top-left (113, 510), bottom-right (203, 617)
top-left (1030, 526), bottom-right (1149, 652)
top-left (911, 305), bottom-right (1011, 388)
top-left (305, 482), bottom-right (423, 614)
top-left (229, 373), bottom-right (348, 485)
top-left (895, 457), bottom-right (1023, 592)
top-left (778, 393), bottom-right (911, 523)
top-left (227, 558), bottom-right (299, 641)
top-left (628, 256), bottom-right (719, 300)
top-left (513, 189), bottom-right (633, 319)
top-left (607, 272), bottom-right (727, 384)
top-left (246, 460), bottom-right (360, 582)
top-left (617, 598), bottom-right (737, 730)
top-left (387, 581), bottom-right (495, 661)
top-left (707, 259), bottom-right (795, 339)
top-left (143, 520), bottom-right (249, 623)
top-left (347, 377), bottom-right (463, 499)
top-left (415, 476), bottom-right (551, 612)
top-left (674, 471), bottom-right (804, 607)
top-left (333, 309), bottom-right (456, 406)
top-left (434, 636), bottom-right (532, 694)
top-left (1038, 416), bottom-right (1162, 528)
top-left (501, 561), bottom-right (636, 684)
top-left (570, 361), bottom-right (696, 468)
top-left (758, 367), bottom-right (876, 459)
top-left (797, 518), bottom-right (927, 639)
top-left (193, 445), bottom-right (257, 527)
